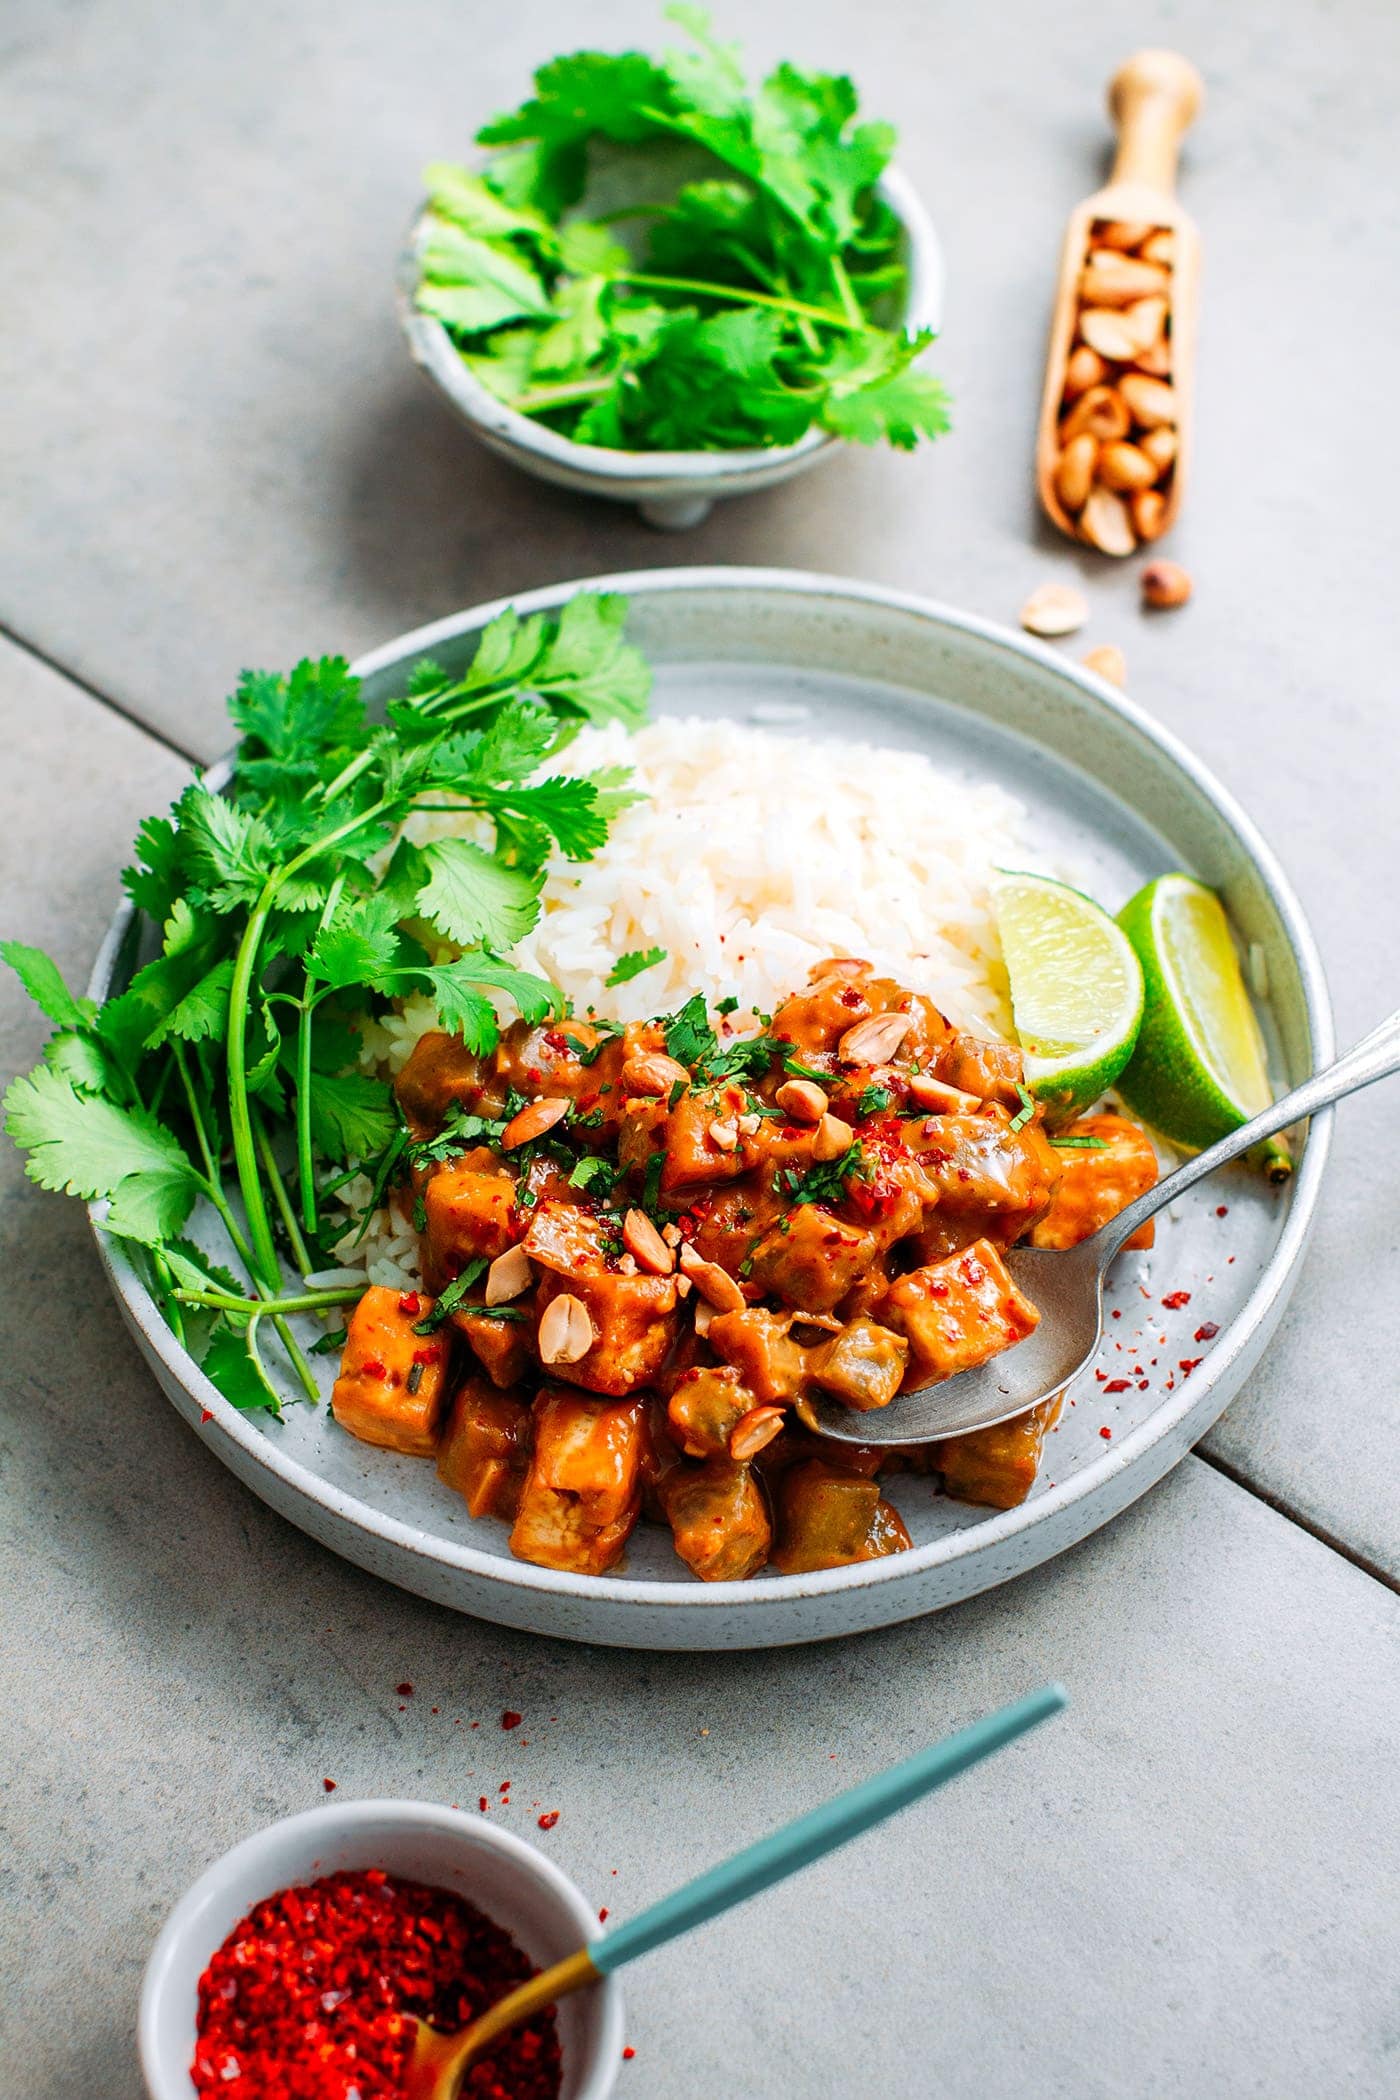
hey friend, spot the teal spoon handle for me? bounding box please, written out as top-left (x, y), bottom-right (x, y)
top-left (591, 1682), bottom-right (1066, 1976)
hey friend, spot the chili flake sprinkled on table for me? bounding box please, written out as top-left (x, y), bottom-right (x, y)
top-left (191, 1867), bottom-right (561, 2099)
top-left (1194, 1321), bottom-right (1220, 1343)
top-left (537, 1811), bottom-right (560, 1830)
top-left (1161, 1290), bottom-right (1191, 1309)
top-left (502, 1710), bottom-right (523, 1731)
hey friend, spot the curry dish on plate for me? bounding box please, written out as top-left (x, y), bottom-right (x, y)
top-left (332, 958), bottom-right (1158, 1582)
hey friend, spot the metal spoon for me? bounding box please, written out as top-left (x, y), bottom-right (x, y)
top-left (402, 1685), bottom-right (1065, 2099)
top-left (810, 1007), bottom-right (1400, 1446)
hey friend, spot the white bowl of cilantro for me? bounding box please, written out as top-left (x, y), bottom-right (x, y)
top-left (396, 8), bottom-right (946, 529)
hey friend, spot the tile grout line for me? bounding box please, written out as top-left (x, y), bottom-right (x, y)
top-left (0, 618), bottom-right (204, 768)
top-left (1196, 1445), bottom-right (1400, 1597)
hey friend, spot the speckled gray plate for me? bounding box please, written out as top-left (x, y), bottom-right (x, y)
top-left (88, 570), bottom-right (1333, 1649)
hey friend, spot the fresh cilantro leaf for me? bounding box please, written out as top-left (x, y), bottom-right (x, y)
top-left (408, 1106), bottom-right (507, 1170)
top-left (606, 946), bottom-right (667, 987)
top-left (201, 1323), bottom-right (281, 1413)
top-left (782, 1141), bottom-right (866, 1207)
top-left (177, 784), bottom-right (276, 910)
top-left (309, 1325), bottom-right (349, 1356)
top-left (821, 331), bottom-right (952, 450)
top-left (664, 992), bottom-right (716, 1068)
top-left (414, 1257), bottom-right (489, 1333)
top-left (416, 838), bottom-right (544, 948)
top-left (418, 230), bottom-right (555, 333)
top-left (4, 1065), bottom-right (202, 1208)
top-left (143, 957), bottom-right (234, 1049)
top-left (0, 941), bottom-right (97, 1030)
top-left (229, 658), bottom-right (364, 765)
top-left (304, 1071), bottom-right (398, 1167)
top-left (782, 1053), bottom-right (829, 1083)
top-left (1009, 1084), bottom-right (1036, 1134)
top-left (857, 1083), bottom-right (892, 1117)
top-left (704, 1034), bottom-right (773, 1082)
top-left (308, 896), bottom-right (407, 992)
top-left (102, 1167), bottom-right (201, 1244)
top-left (419, 970), bottom-right (499, 1054)
top-left (642, 1148), bottom-right (665, 1214)
top-left (122, 814), bottom-right (186, 922)
top-left (569, 1154), bottom-right (620, 1196)
top-left (44, 1030), bottom-right (123, 1098)
top-left (424, 162), bottom-right (554, 244)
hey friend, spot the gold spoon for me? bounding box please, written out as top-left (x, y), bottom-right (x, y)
top-left (401, 1684), bottom-right (1066, 2098)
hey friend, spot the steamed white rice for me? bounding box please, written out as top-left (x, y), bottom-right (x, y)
top-left (333, 716), bottom-right (1038, 1287)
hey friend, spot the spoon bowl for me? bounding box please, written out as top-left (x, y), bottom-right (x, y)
top-left (814, 1004), bottom-right (1400, 1447)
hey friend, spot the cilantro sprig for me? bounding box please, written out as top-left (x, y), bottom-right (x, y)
top-left (417, 7), bottom-right (950, 456)
top-left (2, 592), bottom-right (649, 1413)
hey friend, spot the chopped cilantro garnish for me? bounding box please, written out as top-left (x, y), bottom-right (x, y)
top-left (857, 1083), bottom-right (892, 1117)
top-left (1009, 1084), bottom-right (1036, 1133)
top-left (716, 996), bottom-right (739, 1016)
top-left (667, 1077), bottom-right (686, 1110)
top-left (605, 945), bottom-right (667, 987)
top-left (663, 992), bottom-right (715, 1069)
top-left (642, 1149), bottom-right (664, 1215)
top-left (1051, 1134), bottom-right (1109, 1149)
top-left (569, 1153), bottom-right (619, 1195)
top-left (414, 1257), bottom-right (488, 1333)
top-left (782, 1053), bottom-right (829, 1083)
top-left (308, 1326), bottom-right (349, 1356)
top-left (782, 1143), bottom-right (867, 1208)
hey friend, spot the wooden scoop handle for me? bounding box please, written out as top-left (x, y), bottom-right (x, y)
top-left (1107, 50), bottom-right (1204, 196)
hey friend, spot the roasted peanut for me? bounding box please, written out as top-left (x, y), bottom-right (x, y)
top-left (1020, 582), bottom-right (1090, 636)
top-left (1139, 229), bottom-right (1175, 266)
top-left (537, 1292), bottom-right (595, 1365)
top-left (837, 1011), bottom-right (912, 1065)
top-left (1060, 384), bottom-right (1130, 445)
top-left (501, 1096), bottom-right (570, 1149)
top-left (1078, 307), bottom-right (1147, 362)
top-left (1140, 559), bottom-right (1192, 607)
top-left (729, 1405), bottom-right (787, 1461)
top-left (1132, 338), bottom-right (1172, 377)
top-left (623, 1208), bottom-right (674, 1274)
top-left (905, 1072), bottom-right (980, 1112)
top-left (1062, 345), bottom-right (1107, 401)
top-left (774, 1078), bottom-right (829, 1122)
top-left (678, 1244), bottom-right (746, 1313)
top-left (707, 1118), bottom-right (740, 1152)
top-left (812, 1112), bottom-right (855, 1162)
top-left (485, 1243), bottom-right (532, 1304)
top-left (1119, 373), bottom-right (1176, 429)
top-left (1081, 644), bottom-right (1127, 687)
top-left (1095, 219), bottom-right (1156, 251)
top-left (1130, 489), bottom-right (1168, 541)
top-left (620, 1051), bottom-right (690, 1098)
top-left (1140, 426), bottom-right (1177, 473)
top-left (1080, 486), bottom-right (1136, 557)
top-left (1080, 251), bottom-right (1170, 306)
top-left (1097, 441), bottom-right (1159, 494)
top-left (1053, 434), bottom-right (1097, 515)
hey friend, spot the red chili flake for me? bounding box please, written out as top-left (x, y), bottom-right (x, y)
top-left (598, 1907), bottom-right (609, 1922)
top-left (322, 1778), bottom-right (337, 1792)
top-left (502, 1710), bottom-right (523, 1731)
top-left (360, 1358), bottom-right (387, 1380)
top-left (191, 1868), bottom-right (561, 2099)
top-left (411, 1345), bottom-right (440, 1366)
top-left (1194, 1321), bottom-right (1220, 1343)
top-left (396, 1682), bottom-right (414, 1697)
top-left (1110, 1309), bottom-right (1122, 1320)
top-left (479, 1796), bottom-right (489, 1812)
top-left (499, 1781), bottom-right (511, 1796)
top-left (1099, 1426), bottom-right (1113, 1439)
top-left (1103, 1378), bottom-right (1132, 1393)
top-left (1179, 1357), bottom-right (1203, 1376)
top-left (1216, 1205), bottom-right (1229, 1217)
top-left (623, 2046), bottom-right (636, 2060)
top-left (397, 1292), bottom-right (421, 1316)
top-left (1161, 1290), bottom-right (1191, 1309)
top-left (200, 1408), bottom-right (214, 1423)
top-left (537, 1811), bottom-right (560, 1831)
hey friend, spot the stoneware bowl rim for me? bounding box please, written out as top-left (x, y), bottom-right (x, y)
top-left (89, 569), bottom-right (1333, 1645)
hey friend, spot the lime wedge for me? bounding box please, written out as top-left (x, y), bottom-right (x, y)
top-left (1115, 873), bottom-right (1274, 1150)
top-left (991, 871), bottom-right (1145, 1126)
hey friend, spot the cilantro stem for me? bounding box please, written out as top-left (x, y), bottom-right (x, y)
top-left (243, 1312), bottom-right (283, 1416)
top-left (608, 271), bottom-right (864, 332)
top-left (829, 255), bottom-right (864, 329)
top-left (174, 1285), bottom-right (366, 1316)
top-left (297, 873), bottom-right (345, 1238)
top-left (253, 1106), bottom-right (314, 1279)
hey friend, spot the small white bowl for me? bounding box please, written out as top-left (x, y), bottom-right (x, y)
top-left (139, 1799), bottom-right (624, 2100)
top-left (397, 163), bottom-right (943, 529)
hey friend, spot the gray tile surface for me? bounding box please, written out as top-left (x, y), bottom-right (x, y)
top-left (3, 2), bottom-right (1400, 2092)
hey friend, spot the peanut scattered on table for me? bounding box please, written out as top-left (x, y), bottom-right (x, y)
top-left (1052, 219), bottom-right (1179, 556)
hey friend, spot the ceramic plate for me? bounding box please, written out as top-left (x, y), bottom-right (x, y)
top-left (89, 569), bottom-right (1332, 1649)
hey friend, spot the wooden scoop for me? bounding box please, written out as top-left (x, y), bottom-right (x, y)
top-left (1035, 51), bottom-right (1204, 555)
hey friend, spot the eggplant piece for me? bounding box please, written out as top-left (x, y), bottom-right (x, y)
top-left (935, 1395), bottom-right (1063, 1509)
top-left (658, 1458), bottom-right (773, 1582)
top-left (666, 1363), bottom-right (756, 1459)
top-left (707, 1305), bottom-right (809, 1403)
top-left (770, 1458), bottom-right (912, 1574)
top-left (807, 1317), bottom-right (909, 1411)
